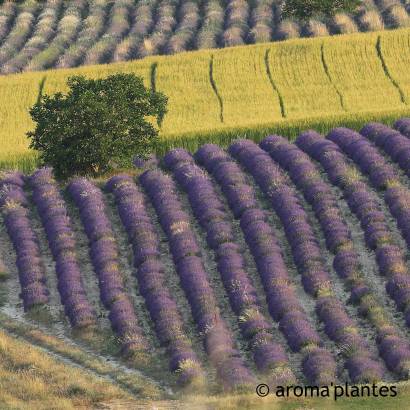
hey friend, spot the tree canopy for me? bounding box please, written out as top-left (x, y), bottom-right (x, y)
top-left (27, 73), bottom-right (167, 179)
top-left (283, 0), bottom-right (362, 20)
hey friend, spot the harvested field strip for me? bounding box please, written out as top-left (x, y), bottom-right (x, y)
top-left (212, 46), bottom-right (282, 125)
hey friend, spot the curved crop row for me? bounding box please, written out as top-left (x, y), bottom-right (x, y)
top-left (84, 0), bottom-right (133, 65)
top-left (249, 0), bottom-right (275, 43)
top-left (296, 131), bottom-right (410, 329)
top-left (0, 1), bottom-right (17, 45)
top-left (195, 144), bottom-right (338, 385)
top-left (260, 133), bottom-right (410, 378)
top-left (361, 122), bottom-right (410, 180)
top-left (164, 149), bottom-right (297, 386)
top-left (27, 0), bottom-right (88, 72)
top-left (329, 127), bottom-right (410, 274)
top-left (296, 131), bottom-right (410, 377)
top-left (0, 0), bottom-right (40, 66)
top-left (68, 178), bottom-right (147, 357)
top-left (140, 168), bottom-right (255, 391)
top-left (112, 0), bottom-right (156, 62)
top-left (56, 0), bottom-right (108, 69)
top-left (302, 18), bottom-right (329, 37)
top-left (223, 0), bottom-right (250, 47)
top-left (1, 0), bottom-right (63, 74)
top-left (138, 0), bottom-right (179, 58)
top-left (0, 0), bottom-right (408, 73)
top-left (231, 140), bottom-right (385, 383)
top-left (356, 3), bottom-right (384, 32)
top-left (394, 118), bottom-right (410, 137)
top-left (196, 0), bottom-right (224, 50)
top-left (166, 1), bottom-right (200, 54)
top-left (0, 171), bottom-right (49, 310)
top-left (106, 174), bottom-right (204, 386)
top-left (30, 168), bottom-right (96, 328)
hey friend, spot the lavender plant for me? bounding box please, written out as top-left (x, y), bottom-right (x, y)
top-left (0, 0), bottom-right (40, 66)
top-left (84, 0), bottom-right (133, 65)
top-left (30, 168), bottom-right (96, 328)
top-left (68, 178), bottom-right (147, 357)
top-left (196, 0), bottom-right (224, 50)
top-left (0, 171), bottom-right (49, 310)
top-left (261, 133), bottom-right (410, 379)
top-left (249, 0), bottom-right (275, 43)
top-left (296, 131), bottom-right (410, 376)
top-left (223, 0), bottom-right (250, 47)
top-left (140, 168), bottom-right (255, 391)
top-left (1, 0), bottom-right (63, 74)
top-left (106, 174), bottom-right (204, 386)
top-left (138, 0), bottom-right (178, 58)
top-left (0, 1), bottom-right (18, 46)
top-left (26, 0), bottom-right (87, 71)
top-left (166, 1), bottom-right (200, 54)
top-left (195, 144), bottom-right (338, 385)
top-left (112, 0), bottom-right (156, 62)
top-left (56, 0), bottom-right (108, 68)
top-left (164, 149), bottom-right (297, 386)
top-left (230, 139), bottom-right (384, 383)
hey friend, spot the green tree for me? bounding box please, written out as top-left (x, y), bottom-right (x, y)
top-left (282, 0), bottom-right (362, 20)
top-left (27, 73), bottom-right (167, 179)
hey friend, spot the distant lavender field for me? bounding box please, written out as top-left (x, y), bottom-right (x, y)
top-left (0, 0), bottom-right (409, 74)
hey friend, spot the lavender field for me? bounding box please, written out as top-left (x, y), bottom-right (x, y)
top-left (0, 0), bottom-right (410, 74)
top-left (2, 118), bottom-right (410, 395)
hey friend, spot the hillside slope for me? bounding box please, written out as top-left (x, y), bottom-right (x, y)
top-left (1, 28), bottom-right (410, 170)
top-left (2, 120), bottom-right (410, 396)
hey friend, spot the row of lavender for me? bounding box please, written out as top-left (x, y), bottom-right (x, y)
top-left (163, 149), bottom-right (298, 386)
top-left (230, 140), bottom-right (388, 382)
top-left (0, 172), bottom-right (49, 309)
top-left (259, 132), bottom-right (410, 377)
top-left (29, 168), bottom-right (96, 328)
top-left (139, 169), bottom-right (256, 390)
top-left (67, 178), bottom-right (148, 357)
top-left (106, 174), bottom-right (204, 386)
top-left (194, 145), bottom-right (338, 384)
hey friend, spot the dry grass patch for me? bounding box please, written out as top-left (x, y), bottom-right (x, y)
top-left (0, 328), bottom-right (135, 410)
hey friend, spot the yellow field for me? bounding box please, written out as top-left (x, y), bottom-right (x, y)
top-left (323, 32), bottom-right (405, 111)
top-left (266, 38), bottom-right (344, 118)
top-left (379, 28), bottom-right (410, 104)
top-left (156, 52), bottom-right (221, 134)
top-left (212, 45), bottom-right (282, 125)
top-left (1, 27), bottom-right (410, 170)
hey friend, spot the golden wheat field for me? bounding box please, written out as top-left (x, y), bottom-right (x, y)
top-left (1, 27), bottom-right (410, 171)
